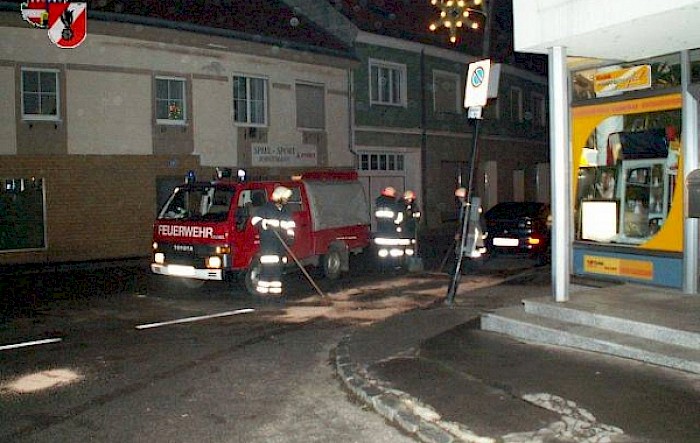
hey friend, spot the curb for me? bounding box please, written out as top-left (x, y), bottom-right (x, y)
top-left (334, 335), bottom-right (496, 443)
top-left (332, 266), bottom-right (555, 443)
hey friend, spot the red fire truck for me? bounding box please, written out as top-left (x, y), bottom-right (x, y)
top-left (151, 169), bottom-right (372, 294)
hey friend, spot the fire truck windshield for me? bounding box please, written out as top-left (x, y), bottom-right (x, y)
top-left (159, 186), bottom-right (234, 222)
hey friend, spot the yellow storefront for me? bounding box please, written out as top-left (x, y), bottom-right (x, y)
top-left (571, 60), bottom-right (685, 287)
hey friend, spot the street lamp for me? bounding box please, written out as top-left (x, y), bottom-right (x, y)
top-left (429, 0), bottom-right (486, 43)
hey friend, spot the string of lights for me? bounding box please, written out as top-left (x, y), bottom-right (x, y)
top-left (429, 0), bottom-right (486, 43)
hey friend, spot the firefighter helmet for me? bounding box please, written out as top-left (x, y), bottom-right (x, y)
top-left (381, 186), bottom-right (396, 198)
top-left (272, 186), bottom-right (293, 202)
top-left (454, 187), bottom-right (467, 199)
top-left (403, 190), bottom-right (416, 201)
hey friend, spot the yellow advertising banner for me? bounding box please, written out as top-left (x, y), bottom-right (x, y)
top-left (583, 255), bottom-right (654, 280)
top-left (594, 65), bottom-right (651, 97)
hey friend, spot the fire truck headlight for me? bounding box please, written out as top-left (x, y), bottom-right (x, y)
top-left (154, 252), bottom-right (165, 264)
top-left (215, 246), bottom-right (230, 254)
top-left (152, 242), bottom-right (158, 250)
top-left (389, 248), bottom-right (404, 257)
top-left (405, 248), bottom-right (414, 256)
top-left (206, 256), bottom-right (222, 269)
top-left (378, 249), bottom-right (389, 258)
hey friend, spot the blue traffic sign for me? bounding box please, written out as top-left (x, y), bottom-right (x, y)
top-left (471, 66), bottom-right (485, 88)
top-left (464, 59), bottom-right (491, 108)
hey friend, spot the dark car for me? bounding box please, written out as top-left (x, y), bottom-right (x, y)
top-left (483, 202), bottom-right (551, 262)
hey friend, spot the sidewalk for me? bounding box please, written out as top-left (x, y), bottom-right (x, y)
top-left (335, 267), bottom-right (700, 443)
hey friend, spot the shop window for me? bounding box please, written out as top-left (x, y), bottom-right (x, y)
top-left (21, 68), bottom-right (59, 120)
top-left (155, 76), bottom-right (186, 124)
top-left (575, 104), bottom-right (681, 247)
top-left (1, 177), bottom-right (46, 251)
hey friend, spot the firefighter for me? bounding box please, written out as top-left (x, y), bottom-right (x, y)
top-left (455, 187), bottom-right (468, 223)
top-left (373, 186), bottom-right (404, 259)
top-left (374, 186), bottom-right (402, 235)
top-left (401, 190), bottom-right (421, 244)
top-left (251, 186), bottom-right (296, 295)
top-left (454, 187), bottom-right (486, 259)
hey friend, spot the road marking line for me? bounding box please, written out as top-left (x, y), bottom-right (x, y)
top-left (135, 308), bottom-right (255, 330)
top-left (0, 338), bottom-right (63, 351)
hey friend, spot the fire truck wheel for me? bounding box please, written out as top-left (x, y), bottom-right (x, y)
top-left (179, 278), bottom-right (205, 289)
top-left (323, 246), bottom-right (343, 280)
top-left (244, 258), bottom-right (262, 296)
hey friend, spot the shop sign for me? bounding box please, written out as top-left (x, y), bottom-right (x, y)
top-left (583, 254), bottom-right (653, 280)
top-left (594, 65), bottom-right (651, 97)
top-left (251, 143), bottom-right (317, 167)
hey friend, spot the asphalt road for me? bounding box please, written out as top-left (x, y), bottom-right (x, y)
top-left (0, 239), bottom-right (525, 443)
top-left (0, 231), bottom-right (546, 443)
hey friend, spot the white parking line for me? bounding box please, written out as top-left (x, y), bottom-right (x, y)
top-left (135, 308), bottom-right (255, 330)
top-left (0, 338), bottom-right (63, 351)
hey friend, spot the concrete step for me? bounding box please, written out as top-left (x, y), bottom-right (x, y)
top-left (522, 297), bottom-right (700, 351)
top-left (481, 305), bottom-right (700, 375)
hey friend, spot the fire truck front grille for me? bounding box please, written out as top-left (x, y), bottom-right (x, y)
top-left (159, 244), bottom-right (209, 267)
top-left (166, 253), bottom-right (205, 267)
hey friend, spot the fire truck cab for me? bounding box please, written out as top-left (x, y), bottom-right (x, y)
top-left (151, 170), bottom-right (371, 294)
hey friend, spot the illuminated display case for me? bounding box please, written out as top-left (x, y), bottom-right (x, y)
top-left (617, 158), bottom-right (675, 244)
top-left (577, 166), bottom-right (619, 242)
top-left (577, 158), bottom-right (677, 246)
top-left (571, 87), bottom-right (683, 287)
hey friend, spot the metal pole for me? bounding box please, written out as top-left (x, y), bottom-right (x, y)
top-left (446, 117), bottom-right (481, 304)
top-left (549, 46), bottom-right (571, 302)
top-left (681, 49), bottom-right (699, 294)
top-left (271, 229), bottom-right (327, 299)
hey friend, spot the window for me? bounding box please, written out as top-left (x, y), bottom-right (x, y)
top-left (1, 177), bottom-right (46, 251)
top-left (369, 59), bottom-right (406, 106)
top-left (233, 75), bottom-right (267, 126)
top-left (296, 83), bottom-right (325, 130)
top-left (285, 185), bottom-right (303, 213)
top-left (358, 152), bottom-right (404, 171)
top-left (21, 68), bottom-right (59, 120)
top-left (510, 87), bottom-right (523, 122)
top-left (155, 76), bottom-right (186, 124)
top-left (532, 92), bottom-right (546, 127)
top-left (433, 70), bottom-right (460, 114)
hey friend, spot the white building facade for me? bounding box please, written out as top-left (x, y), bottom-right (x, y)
top-left (0, 5), bottom-right (357, 263)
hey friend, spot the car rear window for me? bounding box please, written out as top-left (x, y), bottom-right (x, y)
top-left (486, 202), bottom-right (547, 219)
